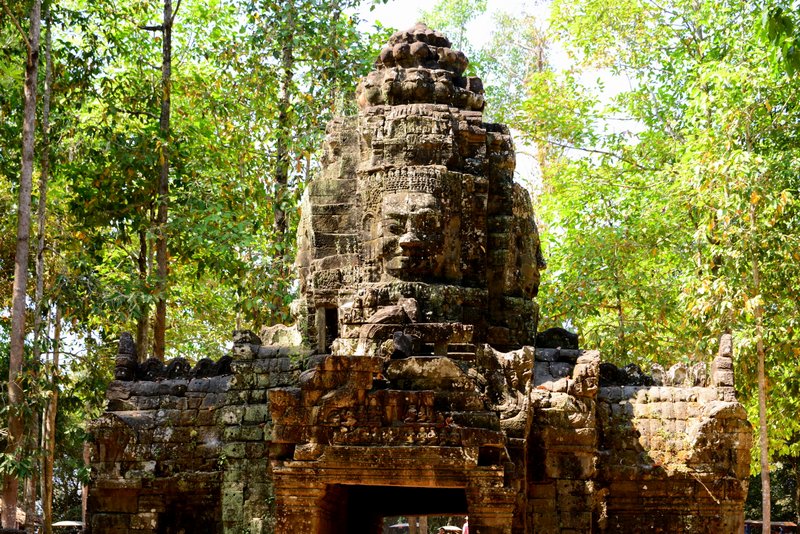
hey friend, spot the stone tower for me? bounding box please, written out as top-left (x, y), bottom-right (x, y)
top-left (274, 23), bottom-right (546, 531)
top-left (294, 22), bottom-right (544, 357)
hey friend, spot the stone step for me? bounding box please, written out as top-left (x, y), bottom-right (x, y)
top-left (445, 352), bottom-right (476, 361)
top-left (399, 352), bottom-right (475, 361)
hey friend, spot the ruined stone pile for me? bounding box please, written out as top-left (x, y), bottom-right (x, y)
top-left (357, 23), bottom-right (484, 110)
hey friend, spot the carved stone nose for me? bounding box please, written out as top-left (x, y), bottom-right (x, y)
top-left (398, 231), bottom-right (422, 248)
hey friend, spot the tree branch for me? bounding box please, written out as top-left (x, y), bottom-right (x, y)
top-left (1, 0), bottom-right (31, 50)
top-left (120, 242), bottom-right (144, 267)
top-left (170, 0), bottom-right (182, 25)
top-left (532, 136), bottom-right (660, 173)
top-left (119, 107), bottom-right (160, 120)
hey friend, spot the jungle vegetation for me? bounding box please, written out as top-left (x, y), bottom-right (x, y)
top-left (2, 0), bottom-right (799, 528)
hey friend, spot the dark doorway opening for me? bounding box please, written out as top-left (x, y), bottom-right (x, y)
top-left (157, 499), bottom-right (220, 534)
top-left (323, 485), bottom-right (468, 534)
top-left (324, 307), bottom-right (338, 353)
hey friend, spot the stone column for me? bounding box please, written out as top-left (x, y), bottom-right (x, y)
top-left (466, 485), bottom-right (516, 534)
top-left (273, 483), bottom-right (328, 534)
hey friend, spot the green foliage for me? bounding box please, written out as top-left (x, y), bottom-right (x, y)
top-left (761, 3), bottom-right (800, 75)
top-left (1, 0), bottom-right (387, 519)
top-left (419, 0), bottom-right (487, 52)
top-left (746, 455), bottom-right (800, 521)
top-left (536, 159), bottom-right (688, 364)
top-left (532, 0), bottom-right (800, 464)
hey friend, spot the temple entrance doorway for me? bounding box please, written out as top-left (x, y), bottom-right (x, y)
top-left (322, 484), bottom-right (468, 534)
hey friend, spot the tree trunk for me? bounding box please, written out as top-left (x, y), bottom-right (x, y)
top-left (750, 201), bottom-right (770, 534)
top-left (34, 0), bottom-right (53, 354)
top-left (3, 0), bottom-right (42, 527)
top-left (23, 4), bottom-right (53, 527)
top-left (136, 227), bottom-right (149, 361)
top-left (22, 436), bottom-right (38, 526)
top-left (756, 309), bottom-right (770, 534)
top-left (32, 9), bottom-right (54, 530)
top-left (41, 306), bottom-right (60, 534)
top-left (273, 6), bottom-right (294, 240)
top-left (153, 0), bottom-right (173, 361)
top-left (793, 453), bottom-right (800, 526)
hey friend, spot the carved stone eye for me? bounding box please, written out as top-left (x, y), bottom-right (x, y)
top-left (384, 220), bottom-right (403, 235)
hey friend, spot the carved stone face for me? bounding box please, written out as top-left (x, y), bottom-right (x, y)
top-left (376, 190), bottom-right (461, 281)
top-left (114, 365), bottom-right (134, 381)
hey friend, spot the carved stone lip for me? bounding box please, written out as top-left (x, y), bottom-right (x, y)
top-left (386, 256), bottom-right (413, 271)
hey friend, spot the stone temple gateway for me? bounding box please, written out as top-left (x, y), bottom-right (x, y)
top-left (86, 25), bottom-right (753, 533)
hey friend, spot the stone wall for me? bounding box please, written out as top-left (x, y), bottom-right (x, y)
top-left (522, 339), bottom-right (751, 534)
top-left (596, 384), bottom-right (751, 532)
top-left (86, 334), bottom-right (307, 534)
top-left (88, 376), bottom-right (228, 533)
top-left (527, 348), bottom-right (599, 533)
top-left (594, 337), bottom-right (751, 533)
top-left (88, 334), bottom-right (751, 534)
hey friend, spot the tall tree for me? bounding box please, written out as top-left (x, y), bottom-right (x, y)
top-left (32, 1), bottom-right (54, 528)
top-left (533, 0), bottom-right (800, 530)
top-left (2, 0), bottom-right (42, 525)
top-left (22, 0), bottom-right (54, 525)
top-left (152, 0), bottom-right (175, 361)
